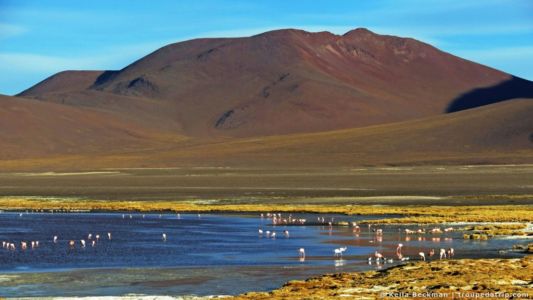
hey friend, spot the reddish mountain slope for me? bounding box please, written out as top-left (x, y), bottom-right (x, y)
top-left (0, 95), bottom-right (184, 159)
top-left (20, 71), bottom-right (104, 97)
top-left (19, 28), bottom-right (516, 137)
top-left (0, 99), bottom-right (530, 170)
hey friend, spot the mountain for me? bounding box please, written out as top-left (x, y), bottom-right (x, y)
top-left (18, 28), bottom-right (524, 138)
top-left (3, 27), bottom-right (532, 170)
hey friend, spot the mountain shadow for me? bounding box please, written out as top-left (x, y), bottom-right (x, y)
top-left (446, 76), bottom-right (533, 113)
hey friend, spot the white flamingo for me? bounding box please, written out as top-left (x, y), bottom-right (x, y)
top-left (162, 233), bottom-right (167, 242)
top-left (53, 236), bottom-right (58, 243)
top-left (419, 252), bottom-right (426, 261)
top-left (107, 232), bottom-right (112, 240)
top-left (80, 239), bottom-right (86, 247)
top-left (334, 246), bottom-right (348, 258)
top-left (299, 248), bottom-right (305, 259)
top-left (440, 248), bottom-right (446, 259)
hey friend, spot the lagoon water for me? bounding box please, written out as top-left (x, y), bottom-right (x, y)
top-left (0, 212), bottom-right (527, 297)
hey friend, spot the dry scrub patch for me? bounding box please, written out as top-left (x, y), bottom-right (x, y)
top-left (231, 256), bottom-right (533, 300)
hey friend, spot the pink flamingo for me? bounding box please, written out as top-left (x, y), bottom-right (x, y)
top-left (447, 248), bottom-right (454, 258)
top-left (396, 243), bottom-right (404, 258)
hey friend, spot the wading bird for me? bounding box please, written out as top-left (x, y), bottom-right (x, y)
top-left (299, 248), bottom-right (305, 259)
top-left (419, 252), bottom-right (426, 261)
top-left (440, 248), bottom-right (446, 259)
top-left (334, 247), bottom-right (348, 258)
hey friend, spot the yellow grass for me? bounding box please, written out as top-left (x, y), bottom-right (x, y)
top-left (1, 197), bottom-right (532, 226)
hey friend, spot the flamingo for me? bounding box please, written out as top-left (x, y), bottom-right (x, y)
top-left (448, 248), bottom-right (454, 258)
top-left (162, 233), bottom-right (167, 242)
top-left (334, 247), bottom-right (348, 258)
top-left (69, 240), bottom-right (75, 248)
top-left (396, 243), bottom-right (404, 258)
top-left (429, 249), bottom-right (435, 257)
top-left (95, 234), bottom-right (100, 241)
top-left (299, 248), bottom-right (305, 259)
top-left (283, 230), bottom-right (289, 238)
top-left (80, 239), bottom-right (86, 247)
top-left (53, 235), bottom-right (58, 243)
top-left (88, 233), bottom-right (92, 240)
top-left (258, 228), bottom-right (263, 236)
top-left (21, 241), bottom-right (27, 250)
top-left (374, 251), bottom-right (383, 262)
top-left (440, 248), bottom-right (446, 259)
top-left (91, 240), bottom-right (96, 247)
top-left (271, 231), bottom-right (276, 239)
top-left (107, 232), bottom-right (112, 240)
top-left (431, 228), bottom-right (442, 234)
top-left (419, 252), bottom-right (426, 261)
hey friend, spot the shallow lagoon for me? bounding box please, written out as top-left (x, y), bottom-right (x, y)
top-left (0, 212), bottom-right (527, 297)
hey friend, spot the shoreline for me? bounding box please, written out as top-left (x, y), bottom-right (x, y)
top-left (1, 199), bottom-right (532, 299)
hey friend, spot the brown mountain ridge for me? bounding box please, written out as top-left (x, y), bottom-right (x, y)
top-left (19, 28), bottom-right (530, 137)
top-left (3, 27), bottom-right (532, 169)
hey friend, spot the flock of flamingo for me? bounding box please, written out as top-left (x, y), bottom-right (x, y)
top-left (259, 212), bottom-right (456, 265)
top-left (2, 211), bottom-right (456, 269)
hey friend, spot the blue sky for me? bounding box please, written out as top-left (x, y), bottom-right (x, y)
top-left (0, 0), bottom-right (532, 95)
